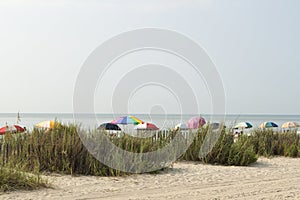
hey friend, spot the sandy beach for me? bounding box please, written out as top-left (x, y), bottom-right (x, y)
top-left (1, 157), bottom-right (300, 200)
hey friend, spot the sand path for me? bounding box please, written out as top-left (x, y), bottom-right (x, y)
top-left (2, 157), bottom-right (300, 200)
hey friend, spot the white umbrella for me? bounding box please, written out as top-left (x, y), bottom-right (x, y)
top-left (282, 121), bottom-right (300, 129)
top-left (234, 122), bottom-right (253, 129)
top-left (174, 123), bottom-right (188, 131)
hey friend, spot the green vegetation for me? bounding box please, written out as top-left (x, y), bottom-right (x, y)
top-left (182, 126), bottom-right (257, 166)
top-left (0, 165), bottom-right (48, 192)
top-left (0, 124), bottom-right (124, 176)
top-left (246, 129), bottom-right (300, 158)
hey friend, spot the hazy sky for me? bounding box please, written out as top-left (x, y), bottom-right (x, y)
top-left (0, 0), bottom-right (299, 114)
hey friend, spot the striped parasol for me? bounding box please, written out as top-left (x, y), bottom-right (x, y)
top-left (111, 116), bottom-right (143, 125)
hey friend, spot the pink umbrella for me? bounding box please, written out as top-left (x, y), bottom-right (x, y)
top-left (186, 116), bottom-right (206, 129)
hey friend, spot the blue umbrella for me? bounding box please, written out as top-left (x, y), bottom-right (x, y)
top-left (210, 122), bottom-right (226, 130)
top-left (98, 123), bottom-right (121, 131)
top-left (260, 122), bottom-right (278, 128)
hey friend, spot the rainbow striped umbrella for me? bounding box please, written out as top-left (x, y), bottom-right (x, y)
top-left (111, 116), bottom-right (143, 125)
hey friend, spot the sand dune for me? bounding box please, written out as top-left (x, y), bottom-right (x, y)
top-left (2, 157), bottom-right (300, 200)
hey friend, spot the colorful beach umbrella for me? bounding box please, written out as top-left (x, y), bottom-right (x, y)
top-left (186, 116), bottom-right (206, 129)
top-left (13, 125), bottom-right (26, 132)
top-left (36, 120), bottom-right (56, 129)
top-left (111, 116), bottom-right (143, 125)
top-left (234, 122), bottom-right (253, 129)
top-left (0, 125), bottom-right (25, 135)
top-left (210, 122), bottom-right (226, 130)
top-left (282, 121), bottom-right (300, 129)
top-left (260, 122), bottom-right (278, 129)
top-left (174, 123), bottom-right (188, 131)
top-left (98, 123), bottom-right (121, 131)
top-left (135, 122), bottom-right (159, 130)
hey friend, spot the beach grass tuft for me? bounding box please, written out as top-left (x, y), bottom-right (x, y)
top-left (247, 129), bottom-right (300, 158)
top-left (182, 126), bottom-right (258, 166)
top-left (0, 165), bottom-right (49, 192)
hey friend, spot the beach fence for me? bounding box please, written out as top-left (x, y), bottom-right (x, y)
top-left (150, 129), bottom-right (191, 142)
top-left (134, 129), bottom-right (191, 142)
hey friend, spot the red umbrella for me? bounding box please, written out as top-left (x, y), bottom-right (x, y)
top-left (0, 125), bottom-right (25, 135)
top-left (14, 125), bottom-right (26, 132)
top-left (186, 116), bottom-right (206, 129)
top-left (135, 122), bottom-right (159, 130)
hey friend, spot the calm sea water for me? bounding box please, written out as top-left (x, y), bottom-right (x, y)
top-left (1, 113), bottom-right (300, 131)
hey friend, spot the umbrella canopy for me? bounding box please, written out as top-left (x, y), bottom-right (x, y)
top-left (0, 125), bottom-right (25, 135)
top-left (14, 124), bottom-right (26, 132)
top-left (98, 123), bottom-right (121, 131)
top-left (36, 120), bottom-right (56, 129)
top-left (282, 121), bottom-right (300, 129)
top-left (174, 123), bottom-right (188, 131)
top-left (260, 122), bottom-right (278, 128)
top-left (111, 116), bottom-right (143, 125)
top-left (210, 122), bottom-right (226, 130)
top-left (234, 122), bottom-right (253, 129)
top-left (186, 116), bottom-right (206, 129)
top-left (135, 122), bottom-right (159, 130)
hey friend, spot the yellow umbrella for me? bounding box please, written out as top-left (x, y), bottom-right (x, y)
top-left (282, 121), bottom-right (300, 129)
top-left (35, 120), bottom-right (56, 129)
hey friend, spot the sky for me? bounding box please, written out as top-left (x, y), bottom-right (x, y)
top-left (0, 0), bottom-right (299, 115)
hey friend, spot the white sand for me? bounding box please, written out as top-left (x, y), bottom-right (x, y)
top-left (2, 157), bottom-right (300, 200)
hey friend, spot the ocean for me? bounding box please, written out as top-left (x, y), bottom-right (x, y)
top-left (1, 113), bottom-right (300, 131)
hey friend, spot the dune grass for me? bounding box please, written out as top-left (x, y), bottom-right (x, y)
top-left (0, 124), bottom-right (258, 177)
top-left (0, 124), bottom-right (299, 181)
top-left (245, 129), bottom-right (300, 158)
top-left (181, 126), bottom-right (258, 166)
top-left (0, 165), bottom-right (49, 192)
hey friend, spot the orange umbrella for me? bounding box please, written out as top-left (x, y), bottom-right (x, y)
top-left (35, 120), bottom-right (56, 129)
